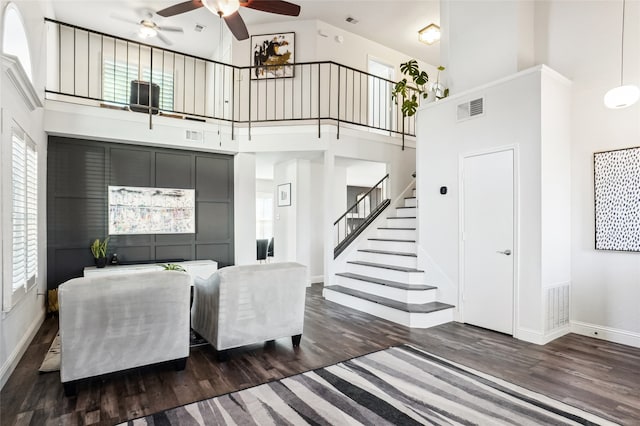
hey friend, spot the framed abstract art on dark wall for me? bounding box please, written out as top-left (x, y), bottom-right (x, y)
top-left (594, 146), bottom-right (640, 252)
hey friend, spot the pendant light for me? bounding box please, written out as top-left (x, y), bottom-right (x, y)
top-left (604, 0), bottom-right (639, 109)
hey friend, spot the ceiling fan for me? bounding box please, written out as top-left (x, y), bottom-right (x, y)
top-left (157, 0), bottom-right (301, 41)
top-left (111, 9), bottom-right (184, 46)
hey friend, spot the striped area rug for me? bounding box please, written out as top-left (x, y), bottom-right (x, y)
top-left (122, 345), bottom-right (617, 425)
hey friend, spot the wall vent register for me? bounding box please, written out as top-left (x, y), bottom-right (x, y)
top-left (457, 97), bottom-right (484, 122)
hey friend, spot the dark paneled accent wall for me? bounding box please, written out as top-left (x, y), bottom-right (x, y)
top-left (47, 136), bottom-right (234, 289)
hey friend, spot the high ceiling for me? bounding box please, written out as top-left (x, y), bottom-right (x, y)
top-left (48, 0), bottom-right (440, 65)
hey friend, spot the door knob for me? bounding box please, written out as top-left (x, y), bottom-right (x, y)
top-left (496, 249), bottom-right (512, 256)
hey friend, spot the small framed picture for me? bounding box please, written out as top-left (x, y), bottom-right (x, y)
top-left (251, 32), bottom-right (295, 79)
top-left (277, 183), bottom-right (291, 207)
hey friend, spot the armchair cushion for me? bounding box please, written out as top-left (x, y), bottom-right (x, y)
top-left (58, 270), bottom-right (191, 384)
top-left (191, 262), bottom-right (307, 351)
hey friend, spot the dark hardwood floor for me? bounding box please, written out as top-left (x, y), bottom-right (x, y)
top-left (2, 283), bottom-right (639, 425)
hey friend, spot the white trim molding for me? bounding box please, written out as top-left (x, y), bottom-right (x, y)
top-left (310, 275), bottom-right (324, 284)
top-left (2, 54), bottom-right (42, 112)
top-left (0, 308), bottom-right (45, 390)
top-left (571, 321), bottom-right (640, 349)
top-left (517, 325), bottom-right (570, 345)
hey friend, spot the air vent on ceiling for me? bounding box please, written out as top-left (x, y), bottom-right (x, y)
top-left (456, 97), bottom-right (484, 122)
top-left (186, 130), bottom-right (203, 142)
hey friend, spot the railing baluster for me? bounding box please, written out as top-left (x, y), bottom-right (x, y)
top-left (45, 20), bottom-right (418, 139)
top-left (317, 63), bottom-right (321, 138)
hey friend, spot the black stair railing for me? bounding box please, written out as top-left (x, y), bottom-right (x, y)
top-left (334, 174), bottom-right (390, 258)
top-left (44, 19), bottom-right (417, 141)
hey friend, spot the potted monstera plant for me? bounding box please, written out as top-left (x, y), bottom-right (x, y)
top-left (392, 60), bottom-right (449, 117)
top-left (90, 237), bottom-right (109, 268)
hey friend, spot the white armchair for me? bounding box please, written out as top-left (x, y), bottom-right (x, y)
top-left (191, 262), bottom-right (307, 359)
top-left (58, 270), bottom-right (191, 395)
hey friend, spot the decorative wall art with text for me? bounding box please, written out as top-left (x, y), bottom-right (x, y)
top-left (594, 146), bottom-right (640, 252)
top-left (251, 32), bottom-right (295, 79)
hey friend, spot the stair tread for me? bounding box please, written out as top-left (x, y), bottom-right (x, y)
top-left (335, 272), bottom-right (435, 291)
top-left (388, 216), bottom-right (416, 219)
top-left (348, 260), bottom-right (424, 273)
top-left (358, 249), bottom-right (417, 257)
top-left (396, 206), bottom-right (417, 209)
top-left (368, 238), bottom-right (416, 242)
top-left (378, 227), bottom-right (416, 230)
top-left (404, 196), bottom-right (416, 199)
top-left (325, 285), bottom-right (454, 313)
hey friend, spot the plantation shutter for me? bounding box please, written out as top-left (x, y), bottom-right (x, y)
top-left (11, 128), bottom-right (37, 292)
top-left (103, 60), bottom-right (138, 106)
top-left (103, 60), bottom-right (173, 111)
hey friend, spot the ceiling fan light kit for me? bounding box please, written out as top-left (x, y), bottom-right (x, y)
top-left (604, 0), bottom-right (639, 109)
top-left (203, 0), bottom-right (240, 17)
top-left (138, 21), bottom-right (158, 38)
top-left (157, 0), bottom-right (301, 41)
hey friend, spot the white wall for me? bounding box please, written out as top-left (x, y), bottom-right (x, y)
top-left (234, 153), bottom-right (257, 265)
top-left (315, 21), bottom-right (438, 83)
top-left (333, 165), bottom-right (347, 218)
top-left (441, 0), bottom-right (535, 93)
top-left (0, 0), bottom-right (49, 389)
top-left (417, 67), bottom-right (572, 344)
top-left (309, 160), bottom-right (324, 282)
top-left (273, 158), bottom-right (312, 283)
top-left (535, 0), bottom-right (640, 344)
top-left (233, 19), bottom-right (438, 80)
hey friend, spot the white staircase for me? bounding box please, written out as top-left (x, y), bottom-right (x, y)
top-left (324, 189), bottom-right (455, 328)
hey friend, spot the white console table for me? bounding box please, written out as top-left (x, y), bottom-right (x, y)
top-left (83, 260), bottom-right (218, 280)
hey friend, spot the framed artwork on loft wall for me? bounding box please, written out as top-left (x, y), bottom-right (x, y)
top-left (593, 146), bottom-right (640, 252)
top-left (277, 183), bottom-right (291, 207)
top-left (251, 32), bottom-right (295, 80)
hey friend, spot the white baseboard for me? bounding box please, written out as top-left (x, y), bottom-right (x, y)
top-left (570, 320), bottom-right (640, 349)
top-left (516, 325), bottom-right (570, 345)
top-left (310, 275), bottom-right (324, 284)
top-left (0, 309), bottom-right (45, 390)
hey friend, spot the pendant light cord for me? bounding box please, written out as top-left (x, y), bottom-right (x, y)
top-left (620, 0), bottom-right (626, 85)
top-left (218, 17), bottom-right (223, 146)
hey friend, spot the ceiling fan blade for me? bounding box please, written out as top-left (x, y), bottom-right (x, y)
top-left (156, 31), bottom-right (173, 46)
top-left (242, 0), bottom-right (300, 16)
top-left (157, 0), bottom-right (202, 17)
top-left (223, 11), bottom-right (249, 41)
top-left (157, 25), bottom-right (184, 33)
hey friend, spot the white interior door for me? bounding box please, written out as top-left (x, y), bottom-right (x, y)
top-left (462, 149), bottom-right (514, 335)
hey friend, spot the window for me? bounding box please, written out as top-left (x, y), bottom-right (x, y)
top-left (102, 59), bottom-right (174, 110)
top-left (2, 3), bottom-right (33, 81)
top-left (11, 126), bottom-right (38, 295)
top-left (368, 58), bottom-right (395, 132)
top-left (256, 192), bottom-right (273, 239)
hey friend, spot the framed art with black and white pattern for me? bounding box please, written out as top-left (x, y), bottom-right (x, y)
top-left (594, 146), bottom-right (640, 252)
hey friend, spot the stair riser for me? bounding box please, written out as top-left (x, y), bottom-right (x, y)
top-left (357, 251), bottom-right (417, 269)
top-left (347, 263), bottom-right (424, 284)
top-left (335, 277), bottom-right (436, 303)
top-left (376, 228), bottom-right (416, 239)
top-left (323, 289), bottom-right (453, 328)
top-left (404, 198), bottom-right (417, 207)
top-left (395, 207), bottom-right (417, 217)
top-left (367, 240), bottom-right (417, 253)
top-left (386, 217), bottom-right (417, 228)
top-left (412, 189), bottom-right (416, 197)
